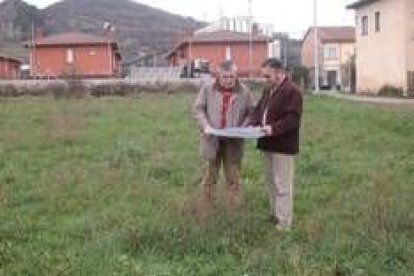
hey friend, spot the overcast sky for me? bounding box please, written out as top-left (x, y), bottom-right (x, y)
top-left (23, 0), bottom-right (357, 38)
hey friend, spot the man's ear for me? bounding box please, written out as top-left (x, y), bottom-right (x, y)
top-left (211, 64), bottom-right (219, 77)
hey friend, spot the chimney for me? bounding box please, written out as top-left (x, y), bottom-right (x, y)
top-left (103, 22), bottom-right (114, 40)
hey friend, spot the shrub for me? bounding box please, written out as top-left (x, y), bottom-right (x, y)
top-left (291, 66), bottom-right (310, 89)
top-left (0, 85), bottom-right (20, 97)
top-left (0, 80), bottom-right (200, 98)
top-left (89, 83), bottom-right (139, 97)
top-left (378, 85), bottom-right (404, 98)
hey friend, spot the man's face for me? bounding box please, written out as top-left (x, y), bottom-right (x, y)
top-left (262, 67), bottom-right (286, 86)
top-left (218, 70), bottom-right (237, 90)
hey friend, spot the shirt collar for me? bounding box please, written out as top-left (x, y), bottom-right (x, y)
top-left (271, 76), bottom-right (288, 93)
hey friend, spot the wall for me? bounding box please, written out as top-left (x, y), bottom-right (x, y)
top-left (322, 42), bottom-right (355, 88)
top-left (31, 44), bottom-right (117, 78)
top-left (178, 41), bottom-right (268, 77)
top-left (301, 28), bottom-right (319, 69)
top-left (0, 58), bottom-right (20, 79)
top-left (355, 0), bottom-right (407, 94)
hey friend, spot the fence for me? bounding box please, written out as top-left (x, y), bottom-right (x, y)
top-left (129, 66), bottom-right (183, 82)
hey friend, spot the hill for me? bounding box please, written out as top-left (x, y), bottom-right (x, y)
top-left (42, 0), bottom-right (204, 63)
top-left (0, 0), bottom-right (43, 42)
top-left (0, 0), bottom-right (204, 63)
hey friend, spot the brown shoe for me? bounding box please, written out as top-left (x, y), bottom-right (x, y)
top-left (202, 185), bottom-right (214, 201)
top-left (196, 191), bottom-right (214, 220)
top-left (226, 189), bottom-right (242, 210)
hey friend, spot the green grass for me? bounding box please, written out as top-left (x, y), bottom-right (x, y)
top-left (0, 93), bottom-right (413, 275)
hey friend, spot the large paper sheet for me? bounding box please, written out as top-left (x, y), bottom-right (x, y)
top-left (205, 127), bottom-right (265, 139)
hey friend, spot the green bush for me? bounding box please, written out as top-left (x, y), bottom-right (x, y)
top-left (0, 81), bottom-right (200, 98)
top-left (0, 85), bottom-right (20, 97)
top-left (291, 66), bottom-right (310, 89)
top-left (378, 85), bottom-right (404, 98)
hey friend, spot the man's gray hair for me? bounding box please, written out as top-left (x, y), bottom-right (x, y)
top-left (219, 60), bottom-right (238, 72)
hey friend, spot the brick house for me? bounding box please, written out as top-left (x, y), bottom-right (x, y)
top-left (0, 53), bottom-right (21, 79)
top-left (167, 30), bottom-right (270, 77)
top-left (347, 0), bottom-right (414, 96)
top-left (25, 31), bottom-right (122, 78)
top-left (302, 26), bottom-right (355, 90)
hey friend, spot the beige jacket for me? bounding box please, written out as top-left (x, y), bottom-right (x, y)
top-left (193, 81), bottom-right (255, 160)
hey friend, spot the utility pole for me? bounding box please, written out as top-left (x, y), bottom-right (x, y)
top-left (187, 32), bottom-right (193, 78)
top-left (30, 22), bottom-right (36, 78)
top-left (313, 0), bottom-right (320, 93)
top-left (248, 0), bottom-right (253, 79)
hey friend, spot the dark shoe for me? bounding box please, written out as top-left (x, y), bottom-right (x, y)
top-left (226, 189), bottom-right (242, 210)
top-left (269, 214), bottom-right (278, 224)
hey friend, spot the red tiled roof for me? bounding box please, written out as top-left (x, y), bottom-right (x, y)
top-left (304, 26), bottom-right (355, 43)
top-left (318, 27), bottom-right (355, 42)
top-left (25, 32), bottom-right (116, 46)
top-left (191, 30), bottom-right (269, 43)
top-left (23, 31), bottom-right (121, 59)
top-left (347, 0), bottom-right (378, 9)
top-left (0, 53), bottom-right (21, 63)
top-left (168, 30), bottom-right (269, 57)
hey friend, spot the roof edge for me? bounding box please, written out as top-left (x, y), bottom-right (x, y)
top-left (23, 41), bottom-right (117, 48)
top-left (0, 55), bottom-right (22, 63)
top-left (346, 0), bottom-right (379, 10)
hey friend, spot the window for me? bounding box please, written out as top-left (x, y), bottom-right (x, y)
top-left (375, 12), bottom-right (381, 32)
top-left (225, 46), bottom-right (232, 60)
top-left (362, 16), bottom-right (368, 36)
top-left (268, 41), bottom-right (281, 59)
top-left (66, 48), bottom-right (74, 63)
top-left (89, 48), bottom-right (97, 56)
top-left (324, 44), bottom-right (338, 59)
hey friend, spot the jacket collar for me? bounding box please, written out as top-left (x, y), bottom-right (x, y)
top-left (213, 78), bottom-right (242, 93)
top-left (271, 76), bottom-right (289, 94)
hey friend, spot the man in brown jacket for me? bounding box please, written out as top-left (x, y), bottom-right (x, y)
top-left (193, 61), bottom-right (254, 206)
top-left (251, 58), bottom-right (303, 231)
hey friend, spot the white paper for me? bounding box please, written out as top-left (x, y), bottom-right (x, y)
top-left (205, 127), bottom-right (265, 139)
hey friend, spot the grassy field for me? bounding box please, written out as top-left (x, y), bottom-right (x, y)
top-left (0, 93), bottom-right (413, 275)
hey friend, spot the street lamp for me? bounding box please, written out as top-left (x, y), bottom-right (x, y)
top-left (187, 30), bottom-right (193, 78)
top-left (248, 0), bottom-right (253, 79)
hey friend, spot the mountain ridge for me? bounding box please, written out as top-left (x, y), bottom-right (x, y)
top-left (0, 0), bottom-right (204, 63)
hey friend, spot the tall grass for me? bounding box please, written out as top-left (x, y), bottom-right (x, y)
top-left (0, 94), bottom-right (413, 275)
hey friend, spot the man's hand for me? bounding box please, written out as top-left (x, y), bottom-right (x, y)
top-left (261, 125), bottom-right (272, 136)
top-left (203, 125), bottom-right (214, 135)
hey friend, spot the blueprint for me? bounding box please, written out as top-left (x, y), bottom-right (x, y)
top-left (205, 127), bottom-right (265, 139)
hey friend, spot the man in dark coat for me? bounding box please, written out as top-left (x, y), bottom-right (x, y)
top-left (251, 58), bottom-right (303, 231)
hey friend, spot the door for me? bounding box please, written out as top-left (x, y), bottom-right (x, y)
top-left (408, 71), bottom-right (414, 97)
top-left (327, 70), bottom-right (338, 90)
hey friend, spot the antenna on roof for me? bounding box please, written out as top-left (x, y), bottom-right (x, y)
top-left (103, 22), bottom-right (115, 32)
